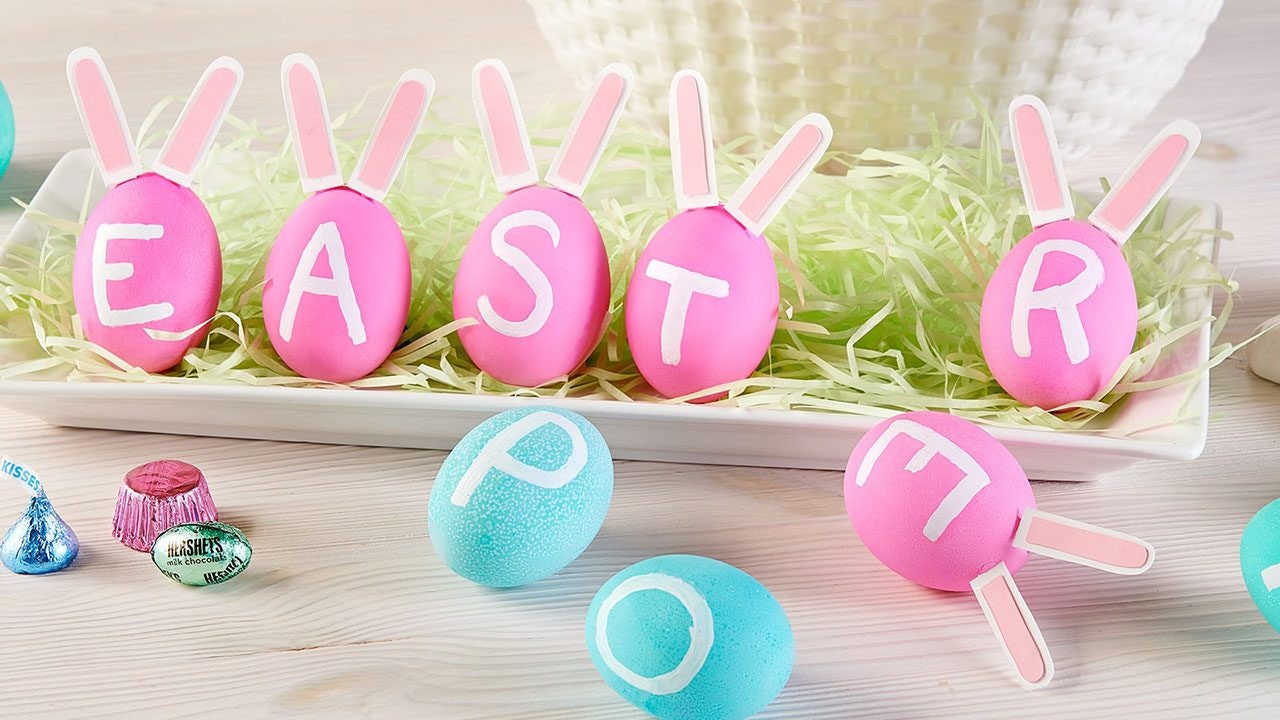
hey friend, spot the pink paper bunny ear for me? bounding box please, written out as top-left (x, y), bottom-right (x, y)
top-left (971, 563), bottom-right (1054, 690)
top-left (153, 57), bottom-right (244, 188)
top-left (1009, 95), bottom-right (1074, 228)
top-left (66, 47), bottom-right (141, 187)
top-left (669, 69), bottom-right (718, 210)
top-left (472, 59), bottom-right (538, 193)
top-left (1013, 509), bottom-right (1155, 575)
top-left (726, 113), bottom-right (832, 236)
top-left (349, 69), bottom-right (435, 203)
top-left (545, 63), bottom-right (633, 198)
top-left (1089, 120), bottom-right (1201, 245)
top-left (282, 53), bottom-right (343, 194)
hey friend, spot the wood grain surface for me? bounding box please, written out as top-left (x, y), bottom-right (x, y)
top-left (0, 0), bottom-right (1277, 717)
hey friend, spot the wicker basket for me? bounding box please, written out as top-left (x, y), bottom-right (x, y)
top-left (526, 0), bottom-right (1221, 158)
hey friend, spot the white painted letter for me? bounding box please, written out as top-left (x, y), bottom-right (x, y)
top-left (1264, 563), bottom-right (1280, 592)
top-left (1011, 239), bottom-right (1104, 364)
top-left (644, 260), bottom-right (730, 366)
top-left (451, 411), bottom-right (588, 506)
top-left (594, 572), bottom-right (714, 695)
top-left (855, 419), bottom-right (991, 541)
top-left (92, 223), bottom-right (174, 327)
top-left (280, 222), bottom-right (366, 345)
top-left (477, 209), bottom-right (559, 338)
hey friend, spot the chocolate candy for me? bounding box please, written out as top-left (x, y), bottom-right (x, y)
top-left (0, 456), bottom-right (79, 575)
top-left (151, 521), bottom-right (251, 586)
top-left (113, 460), bottom-right (218, 551)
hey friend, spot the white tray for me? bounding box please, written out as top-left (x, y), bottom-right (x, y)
top-left (0, 150), bottom-right (1222, 480)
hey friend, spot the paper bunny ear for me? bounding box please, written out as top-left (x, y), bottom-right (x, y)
top-left (282, 53), bottom-right (343, 194)
top-left (971, 563), bottom-right (1054, 690)
top-left (473, 59), bottom-right (538, 193)
top-left (669, 70), bottom-right (718, 210)
top-left (1013, 509), bottom-right (1155, 575)
top-left (726, 113), bottom-right (832, 236)
top-left (153, 57), bottom-right (244, 187)
top-left (1089, 120), bottom-right (1201, 245)
top-left (66, 47), bottom-right (141, 187)
top-left (545, 64), bottom-right (633, 198)
top-left (349, 69), bottom-right (435, 203)
top-left (1009, 95), bottom-right (1074, 228)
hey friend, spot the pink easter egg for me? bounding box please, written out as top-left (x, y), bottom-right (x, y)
top-left (624, 206), bottom-right (779, 401)
top-left (72, 173), bottom-right (222, 373)
top-left (453, 186), bottom-right (610, 387)
top-left (980, 220), bottom-right (1137, 409)
top-left (844, 410), bottom-right (1035, 592)
top-left (262, 187), bottom-right (411, 383)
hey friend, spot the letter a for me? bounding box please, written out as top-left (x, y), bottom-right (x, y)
top-left (279, 221), bottom-right (366, 345)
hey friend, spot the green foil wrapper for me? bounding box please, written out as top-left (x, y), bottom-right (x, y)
top-left (151, 521), bottom-right (251, 587)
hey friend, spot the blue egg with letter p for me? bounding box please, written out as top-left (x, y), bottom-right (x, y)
top-left (428, 406), bottom-right (613, 587)
top-left (586, 555), bottom-right (794, 720)
top-left (1241, 498), bottom-right (1280, 632)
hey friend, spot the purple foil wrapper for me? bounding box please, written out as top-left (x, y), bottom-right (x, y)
top-left (112, 460), bottom-right (218, 552)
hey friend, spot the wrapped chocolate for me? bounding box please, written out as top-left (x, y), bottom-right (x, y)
top-left (0, 456), bottom-right (79, 574)
top-left (151, 522), bottom-right (251, 586)
top-left (112, 460), bottom-right (218, 552)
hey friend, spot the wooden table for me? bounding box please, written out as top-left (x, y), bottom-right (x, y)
top-left (1, 1), bottom-right (1277, 717)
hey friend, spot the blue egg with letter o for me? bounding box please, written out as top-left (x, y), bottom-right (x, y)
top-left (0, 80), bottom-right (14, 179)
top-left (428, 405), bottom-right (613, 587)
top-left (585, 554), bottom-right (793, 720)
top-left (1241, 498), bottom-right (1280, 632)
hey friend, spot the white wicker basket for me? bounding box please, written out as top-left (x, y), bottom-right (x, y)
top-left (526, 0), bottom-right (1221, 158)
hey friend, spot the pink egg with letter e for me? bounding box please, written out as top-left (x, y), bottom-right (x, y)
top-left (454, 60), bottom-right (631, 387)
top-left (67, 48), bottom-right (242, 372)
top-left (981, 96), bottom-right (1201, 408)
top-left (845, 410), bottom-right (1156, 689)
top-left (262, 55), bottom-right (433, 383)
top-left (625, 71), bottom-right (832, 400)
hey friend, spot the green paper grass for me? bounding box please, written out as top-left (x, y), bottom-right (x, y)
top-left (0, 95), bottom-right (1238, 433)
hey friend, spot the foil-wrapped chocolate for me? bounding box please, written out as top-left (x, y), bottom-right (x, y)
top-left (151, 521), bottom-right (251, 586)
top-left (113, 460), bottom-right (218, 552)
top-left (0, 456), bottom-right (79, 574)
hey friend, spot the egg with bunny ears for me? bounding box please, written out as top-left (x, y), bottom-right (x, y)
top-left (67, 48), bottom-right (241, 372)
top-left (980, 96), bottom-right (1201, 409)
top-left (262, 54), bottom-right (433, 383)
top-left (624, 71), bottom-right (832, 401)
top-left (452, 60), bottom-right (632, 387)
top-left (846, 410), bottom-right (1156, 688)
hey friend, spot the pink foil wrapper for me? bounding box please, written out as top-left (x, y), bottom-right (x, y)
top-left (112, 460), bottom-right (218, 552)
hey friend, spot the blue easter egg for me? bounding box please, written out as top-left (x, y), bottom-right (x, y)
top-left (0, 80), bottom-right (13, 179)
top-left (428, 406), bottom-right (613, 587)
top-left (1241, 498), bottom-right (1280, 632)
top-left (586, 555), bottom-right (793, 720)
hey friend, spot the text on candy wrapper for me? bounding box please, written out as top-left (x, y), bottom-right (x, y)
top-left (0, 456), bottom-right (44, 497)
top-left (1264, 564), bottom-right (1280, 592)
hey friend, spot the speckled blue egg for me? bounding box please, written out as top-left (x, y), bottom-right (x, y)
top-left (585, 555), bottom-right (793, 720)
top-left (0, 80), bottom-right (14, 179)
top-left (1240, 498), bottom-right (1280, 632)
top-left (428, 406), bottom-right (613, 587)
